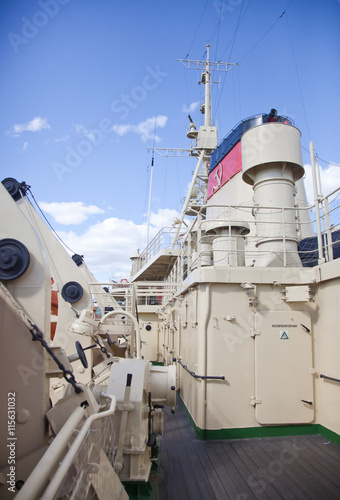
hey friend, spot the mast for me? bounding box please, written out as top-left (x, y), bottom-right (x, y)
top-left (204, 43), bottom-right (212, 128)
top-left (202, 43), bottom-right (212, 198)
top-left (170, 44), bottom-right (237, 248)
top-left (146, 155), bottom-right (154, 247)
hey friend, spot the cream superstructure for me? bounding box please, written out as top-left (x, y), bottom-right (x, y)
top-left (130, 45), bottom-right (340, 444)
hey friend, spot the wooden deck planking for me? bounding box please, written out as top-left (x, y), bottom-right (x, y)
top-left (267, 436), bottom-right (340, 500)
top-left (216, 441), bottom-right (271, 499)
top-left (160, 417), bottom-right (192, 500)
top-left (235, 439), bottom-right (296, 499)
top-left (255, 438), bottom-right (315, 500)
top-left (305, 436), bottom-right (340, 477)
top-left (203, 443), bottom-right (249, 499)
top-left (231, 440), bottom-right (284, 499)
top-left (160, 404), bottom-right (212, 500)
top-left (177, 430), bottom-right (223, 499)
top-left (213, 443), bottom-right (256, 499)
top-left (159, 396), bottom-right (340, 500)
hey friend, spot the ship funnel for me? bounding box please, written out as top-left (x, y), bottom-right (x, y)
top-left (242, 122), bottom-right (304, 267)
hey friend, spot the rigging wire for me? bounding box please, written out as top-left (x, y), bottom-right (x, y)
top-left (183, 65), bottom-right (189, 114)
top-left (218, 0), bottom-right (253, 62)
top-left (26, 186), bottom-right (77, 255)
top-left (175, 158), bottom-right (182, 206)
top-left (213, 1), bottom-right (223, 62)
top-left (226, 0), bottom-right (249, 60)
top-left (146, 118), bottom-right (157, 246)
top-left (237, 64), bottom-right (242, 119)
top-left (210, 0), bottom-right (227, 124)
top-left (209, 0), bottom-right (252, 52)
top-left (285, 12), bottom-right (311, 140)
top-left (137, 150), bottom-right (152, 251)
top-left (184, 0), bottom-right (209, 59)
top-left (214, 0), bottom-right (293, 122)
top-left (302, 145), bottom-right (340, 167)
top-left (162, 155), bottom-right (168, 227)
top-left (236, 0), bottom-right (293, 64)
top-left (213, 0), bottom-right (247, 123)
top-left (232, 69), bottom-right (237, 124)
top-left (317, 158), bottom-right (340, 168)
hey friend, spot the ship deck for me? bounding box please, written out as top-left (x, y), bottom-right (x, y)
top-left (159, 395), bottom-right (340, 500)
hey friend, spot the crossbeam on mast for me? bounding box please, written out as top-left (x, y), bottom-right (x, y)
top-left (146, 148), bottom-right (193, 158)
top-left (176, 59), bottom-right (238, 72)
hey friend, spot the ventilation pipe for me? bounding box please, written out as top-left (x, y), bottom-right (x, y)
top-left (241, 123), bottom-right (305, 267)
top-left (210, 223), bottom-right (250, 267)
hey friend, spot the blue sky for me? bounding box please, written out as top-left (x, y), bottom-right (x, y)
top-left (1, 0), bottom-right (340, 280)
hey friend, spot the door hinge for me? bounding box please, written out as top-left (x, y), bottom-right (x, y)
top-left (250, 397), bottom-right (262, 406)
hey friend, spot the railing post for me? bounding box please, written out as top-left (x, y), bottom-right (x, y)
top-left (197, 212), bottom-right (202, 270)
top-left (324, 197), bottom-right (333, 261)
top-left (310, 141), bottom-right (325, 264)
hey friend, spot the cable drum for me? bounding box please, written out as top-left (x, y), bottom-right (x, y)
top-left (1, 177), bottom-right (25, 201)
top-left (61, 281), bottom-right (83, 303)
top-left (0, 238), bottom-right (30, 280)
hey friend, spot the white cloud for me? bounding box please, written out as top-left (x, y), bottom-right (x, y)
top-left (22, 142), bottom-right (28, 151)
top-left (112, 115), bottom-right (168, 142)
top-left (303, 163), bottom-right (340, 205)
top-left (74, 124), bottom-right (97, 142)
top-left (182, 101), bottom-right (199, 114)
top-left (112, 124), bottom-right (132, 136)
top-left (54, 134), bottom-right (70, 142)
top-left (39, 201), bottom-right (104, 225)
top-left (8, 116), bottom-right (51, 136)
top-left (57, 208), bottom-right (181, 281)
top-left (149, 208), bottom-right (179, 227)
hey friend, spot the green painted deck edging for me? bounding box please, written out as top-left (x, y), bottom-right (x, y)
top-left (178, 395), bottom-right (340, 446)
top-left (319, 424), bottom-right (340, 447)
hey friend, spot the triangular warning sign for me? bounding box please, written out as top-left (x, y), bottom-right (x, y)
top-left (280, 331), bottom-right (289, 340)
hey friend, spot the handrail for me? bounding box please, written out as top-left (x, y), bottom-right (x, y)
top-left (99, 310), bottom-right (141, 358)
top-left (320, 374), bottom-right (340, 384)
top-left (319, 186), bottom-right (340, 203)
top-left (132, 189), bottom-right (339, 278)
top-left (15, 406), bottom-right (87, 500)
top-left (17, 394), bottom-right (117, 500)
top-left (41, 392), bottom-right (116, 500)
top-left (131, 227), bottom-right (180, 275)
top-left (177, 359), bottom-right (225, 380)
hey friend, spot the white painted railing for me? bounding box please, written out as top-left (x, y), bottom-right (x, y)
top-left (130, 227), bottom-right (180, 276)
top-left (16, 393), bottom-right (117, 500)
